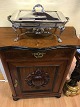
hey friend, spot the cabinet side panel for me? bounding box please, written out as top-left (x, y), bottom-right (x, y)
top-left (0, 52), bottom-right (17, 97)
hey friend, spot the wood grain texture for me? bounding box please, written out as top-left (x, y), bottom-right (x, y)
top-left (0, 27), bottom-right (80, 100)
top-left (0, 47), bottom-right (76, 99)
top-left (0, 82), bottom-right (80, 107)
top-left (0, 27), bottom-right (80, 48)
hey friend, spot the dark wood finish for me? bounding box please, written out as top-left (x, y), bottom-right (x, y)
top-left (0, 27), bottom-right (80, 48)
top-left (0, 27), bottom-right (80, 100)
top-left (0, 47), bottom-right (76, 99)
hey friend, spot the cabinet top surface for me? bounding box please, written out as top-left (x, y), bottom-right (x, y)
top-left (0, 27), bottom-right (80, 49)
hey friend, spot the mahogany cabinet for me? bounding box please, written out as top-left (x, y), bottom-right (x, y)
top-left (0, 47), bottom-right (76, 100)
top-left (0, 27), bottom-right (80, 100)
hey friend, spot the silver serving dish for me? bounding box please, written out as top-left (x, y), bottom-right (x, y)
top-left (8, 4), bottom-right (69, 42)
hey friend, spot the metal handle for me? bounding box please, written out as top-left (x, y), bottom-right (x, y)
top-left (32, 52), bottom-right (46, 58)
top-left (7, 15), bottom-right (13, 23)
top-left (14, 79), bottom-right (18, 88)
top-left (32, 4), bottom-right (45, 13)
top-left (65, 17), bottom-right (69, 23)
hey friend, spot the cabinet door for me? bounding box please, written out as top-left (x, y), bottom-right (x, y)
top-left (8, 60), bottom-right (68, 97)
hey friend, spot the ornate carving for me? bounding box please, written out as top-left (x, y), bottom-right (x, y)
top-left (25, 69), bottom-right (50, 89)
top-left (63, 80), bottom-right (80, 96)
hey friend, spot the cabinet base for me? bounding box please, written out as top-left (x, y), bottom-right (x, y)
top-left (12, 94), bottom-right (61, 101)
top-left (12, 95), bottom-right (19, 101)
top-left (55, 95), bottom-right (61, 98)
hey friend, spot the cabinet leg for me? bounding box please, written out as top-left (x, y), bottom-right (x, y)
top-left (55, 94), bottom-right (61, 98)
top-left (12, 95), bottom-right (19, 101)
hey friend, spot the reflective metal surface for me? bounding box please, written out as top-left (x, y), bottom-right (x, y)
top-left (8, 4), bottom-right (69, 42)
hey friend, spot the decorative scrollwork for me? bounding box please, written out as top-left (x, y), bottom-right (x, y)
top-left (25, 69), bottom-right (50, 89)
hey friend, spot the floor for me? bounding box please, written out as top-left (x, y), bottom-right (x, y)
top-left (0, 82), bottom-right (80, 107)
top-left (0, 57), bottom-right (80, 107)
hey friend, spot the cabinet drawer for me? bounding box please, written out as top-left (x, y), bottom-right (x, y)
top-left (4, 48), bottom-right (74, 62)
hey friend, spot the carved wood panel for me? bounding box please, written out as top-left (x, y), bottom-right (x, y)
top-left (18, 65), bottom-right (59, 93)
top-left (25, 68), bottom-right (50, 89)
top-left (8, 60), bottom-right (68, 95)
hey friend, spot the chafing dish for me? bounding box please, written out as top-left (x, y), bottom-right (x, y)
top-left (8, 4), bottom-right (69, 42)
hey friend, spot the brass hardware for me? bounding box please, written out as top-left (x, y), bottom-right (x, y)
top-left (32, 52), bottom-right (46, 58)
top-left (14, 79), bottom-right (18, 88)
top-left (63, 80), bottom-right (80, 96)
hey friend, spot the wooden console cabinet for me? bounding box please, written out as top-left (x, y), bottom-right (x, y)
top-left (0, 27), bottom-right (80, 100)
